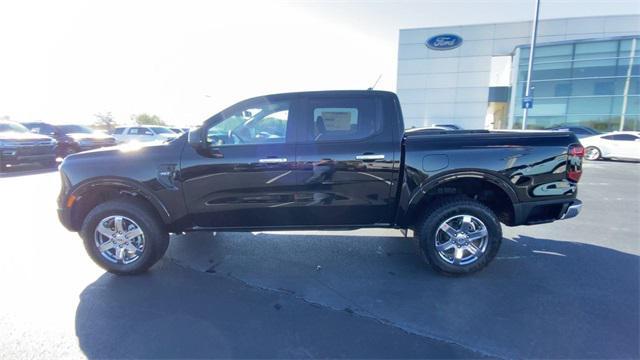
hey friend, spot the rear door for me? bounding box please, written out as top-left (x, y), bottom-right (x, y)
top-left (180, 94), bottom-right (301, 228)
top-left (612, 134), bottom-right (640, 158)
top-left (293, 93), bottom-right (399, 226)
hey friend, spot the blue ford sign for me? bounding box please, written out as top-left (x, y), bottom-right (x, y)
top-left (425, 34), bottom-right (463, 50)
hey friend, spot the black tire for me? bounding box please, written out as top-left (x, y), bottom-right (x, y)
top-left (415, 196), bottom-right (502, 275)
top-left (80, 198), bottom-right (169, 275)
top-left (584, 146), bottom-right (601, 161)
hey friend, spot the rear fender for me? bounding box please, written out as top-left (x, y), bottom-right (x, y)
top-left (401, 170), bottom-right (518, 225)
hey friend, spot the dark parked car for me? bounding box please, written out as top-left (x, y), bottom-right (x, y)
top-left (22, 122), bottom-right (116, 157)
top-left (545, 125), bottom-right (600, 138)
top-left (57, 90), bottom-right (583, 276)
top-left (0, 120), bottom-right (57, 171)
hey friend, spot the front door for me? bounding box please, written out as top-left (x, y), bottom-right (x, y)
top-left (293, 94), bottom-right (399, 226)
top-left (180, 95), bottom-right (300, 228)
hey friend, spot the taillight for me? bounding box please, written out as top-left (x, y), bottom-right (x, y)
top-left (567, 144), bottom-right (584, 182)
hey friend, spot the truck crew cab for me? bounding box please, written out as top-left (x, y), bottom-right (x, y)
top-left (57, 91), bottom-right (583, 276)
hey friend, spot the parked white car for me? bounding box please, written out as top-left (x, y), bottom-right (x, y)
top-left (112, 126), bottom-right (178, 144)
top-left (581, 131), bottom-right (640, 161)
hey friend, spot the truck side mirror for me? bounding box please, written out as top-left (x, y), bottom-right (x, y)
top-left (188, 127), bottom-right (206, 150)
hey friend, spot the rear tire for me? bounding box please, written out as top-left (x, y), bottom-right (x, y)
top-left (415, 197), bottom-right (502, 275)
top-left (584, 146), bottom-right (601, 161)
top-left (80, 198), bottom-right (169, 275)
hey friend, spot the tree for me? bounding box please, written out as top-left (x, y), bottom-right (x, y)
top-left (132, 113), bottom-right (166, 126)
top-left (93, 112), bottom-right (117, 132)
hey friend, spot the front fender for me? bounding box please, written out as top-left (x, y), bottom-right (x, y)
top-left (69, 176), bottom-right (172, 224)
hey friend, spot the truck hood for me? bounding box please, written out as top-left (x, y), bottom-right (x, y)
top-left (0, 131), bottom-right (54, 141)
top-left (66, 132), bottom-right (115, 141)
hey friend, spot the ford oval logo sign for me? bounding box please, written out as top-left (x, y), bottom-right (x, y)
top-left (425, 34), bottom-right (463, 50)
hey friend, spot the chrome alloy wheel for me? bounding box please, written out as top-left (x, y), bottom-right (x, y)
top-left (434, 215), bottom-right (489, 265)
top-left (94, 216), bottom-right (145, 264)
top-left (585, 147), bottom-right (600, 160)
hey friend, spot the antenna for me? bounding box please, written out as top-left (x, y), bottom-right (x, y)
top-left (368, 74), bottom-right (382, 90)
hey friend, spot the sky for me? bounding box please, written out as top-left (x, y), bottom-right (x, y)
top-left (1, 0), bottom-right (638, 127)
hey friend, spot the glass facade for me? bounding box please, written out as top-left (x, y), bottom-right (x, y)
top-left (511, 37), bottom-right (640, 131)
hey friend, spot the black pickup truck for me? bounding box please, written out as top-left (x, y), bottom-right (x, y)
top-left (57, 90), bottom-right (583, 275)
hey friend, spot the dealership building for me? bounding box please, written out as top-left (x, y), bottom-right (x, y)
top-left (396, 15), bottom-right (640, 131)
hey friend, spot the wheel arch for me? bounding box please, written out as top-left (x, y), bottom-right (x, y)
top-left (67, 177), bottom-right (171, 231)
top-left (402, 170), bottom-right (518, 227)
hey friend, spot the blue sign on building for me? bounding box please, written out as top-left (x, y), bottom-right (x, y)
top-left (425, 34), bottom-right (463, 50)
top-left (522, 96), bottom-right (534, 109)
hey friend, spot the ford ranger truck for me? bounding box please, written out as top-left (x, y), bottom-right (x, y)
top-left (57, 91), bottom-right (583, 275)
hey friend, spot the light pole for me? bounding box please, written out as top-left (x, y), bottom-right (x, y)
top-left (521, 0), bottom-right (541, 130)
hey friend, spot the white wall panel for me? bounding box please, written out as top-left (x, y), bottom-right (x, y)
top-left (397, 74), bottom-right (428, 89)
top-left (454, 102), bottom-right (488, 118)
top-left (567, 17), bottom-right (605, 34)
top-left (458, 56), bottom-right (492, 72)
top-left (456, 72), bottom-right (490, 88)
top-left (459, 39), bottom-right (494, 56)
top-left (455, 87), bottom-right (489, 102)
top-left (424, 73), bottom-right (458, 89)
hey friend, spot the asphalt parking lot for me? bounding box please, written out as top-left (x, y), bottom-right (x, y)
top-left (0, 160), bottom-right (638, 359)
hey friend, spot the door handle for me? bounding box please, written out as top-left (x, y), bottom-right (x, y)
top-left (258, 158), bottom-right (288, 164)
top-left (356, 154), bottom-right (385, 161)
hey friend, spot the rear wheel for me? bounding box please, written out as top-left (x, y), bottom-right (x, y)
top-left (584, 146), bottom-right (601, 160)
top-left (80, 198), bottom-right (169, 275)
top-left (415, 197), bottom-right (502, 275)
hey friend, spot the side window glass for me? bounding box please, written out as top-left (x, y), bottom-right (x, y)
top-left (128, 128), bottom-right (138, 135)
top-left (308, 97), bottom-right (381, 142)
top-left (613, 134), bottom-right (637, 141)
top-left (113, 128), bottom-right (124, 135)
top-left (142, 128), bottom-right (154, 135)
top-left (206, 100), bottom-right (290, 146)
top-left (601, 135), bottom-right (615, 140)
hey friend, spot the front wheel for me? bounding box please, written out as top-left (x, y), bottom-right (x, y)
top-left (80, 198), bottom-right (169, 275)
top-left (415, 197), bottom-right (502, 275)
top-left (584, 146), bottom-right (601, 161)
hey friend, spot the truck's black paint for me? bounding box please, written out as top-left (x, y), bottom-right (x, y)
top-left (57, 91), bottom-right (581, 234)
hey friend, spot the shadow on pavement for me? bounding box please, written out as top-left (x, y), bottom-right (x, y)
top-left (75, 232), bottom-right (639, 359)
top-left (74, 259), bottom-right (481, 359)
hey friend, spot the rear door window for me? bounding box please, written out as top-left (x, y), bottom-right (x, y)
top-left (612, 134), bottom-right (638, 141)
top-left (304, 96), bottom-right (382, 142)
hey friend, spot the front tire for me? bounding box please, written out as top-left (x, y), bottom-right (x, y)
top-left (584, 146), bottom-right (601, 161)
top-left (80, 198), bottom-right (169, 275)
top-left (415, 197), bottom-right (502, 275)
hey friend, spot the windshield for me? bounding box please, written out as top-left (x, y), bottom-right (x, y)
top-left (57, 125), bottom-right (94, 134)
top-left (0, 122), bottom-right (30, 133)
top-left (150, 127), bottom-right (174, 134)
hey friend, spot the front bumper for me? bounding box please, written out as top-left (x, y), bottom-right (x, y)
top-left (1, 151), bottom-right (56, 165)
top-left (57, 207), bottom-right (74, 231)
top-left (513, 198), bottom-right (583, 225)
